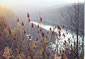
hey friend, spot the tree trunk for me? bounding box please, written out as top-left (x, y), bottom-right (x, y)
top-left (76, 28), bottom-right (79, 59)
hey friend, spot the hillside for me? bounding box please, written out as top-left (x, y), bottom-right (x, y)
top-left (0, 6), bottom-right (16, 28)
top-left (0, 6), bottom-right (14, 18)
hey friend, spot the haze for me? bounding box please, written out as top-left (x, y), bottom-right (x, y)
top-left (0, 0), bottom-right (84, 9)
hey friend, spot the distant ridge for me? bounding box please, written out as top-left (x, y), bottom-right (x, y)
top-left (0, 5), bottom-right (14, 19)
top-left (0, 5), bottom-right (17, 28)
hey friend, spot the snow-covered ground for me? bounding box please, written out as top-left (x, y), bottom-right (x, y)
top-left (31, 21), bottom-right (77, 40)
top-left (31, 21), bottom-right (83, 51)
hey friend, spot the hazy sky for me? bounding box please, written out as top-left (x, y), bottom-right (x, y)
top-left (0, 0), bottom-right (84, 8)
top-left (0, 0), bottom-right (84, 15)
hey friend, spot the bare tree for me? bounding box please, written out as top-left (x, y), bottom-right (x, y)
top-left (61, 2), bottom-right (84, 59)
